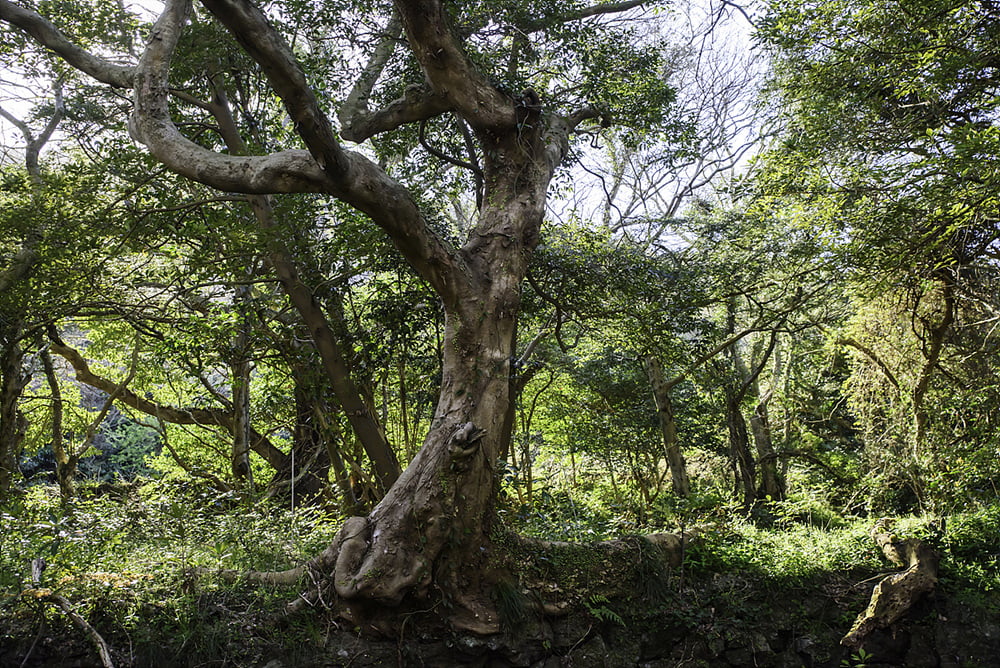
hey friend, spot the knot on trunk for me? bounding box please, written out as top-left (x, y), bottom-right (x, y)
top-left (331, 513), bottom-right (434, 605)
top-left (333, 516), bottom-right (372, 598)
top-left (448, 422), bottom-right (485, 468)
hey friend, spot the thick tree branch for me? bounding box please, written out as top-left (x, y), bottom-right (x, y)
top-left (126, 0), bottom-right (468, 304)
top-left (128, 0), bottom-right (328, 193)
top-left (393, 0), bottom-right (515, 131)
top-left (341, 84), bottom-right (452, 143)
top-left (340, 15), bottom-right (401, 124)
top-left (336, 16), bottom-right (454, 142)
top-left (0, 0), bottom-right (134, 88)
top-left (199, 0), bottom-right (347, 175)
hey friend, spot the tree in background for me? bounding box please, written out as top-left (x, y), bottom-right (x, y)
top-left (755, 0), bottom-right (1000, 511)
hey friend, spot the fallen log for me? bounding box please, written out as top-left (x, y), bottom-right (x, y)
top-left (842, 518), bottom-right (939, 648)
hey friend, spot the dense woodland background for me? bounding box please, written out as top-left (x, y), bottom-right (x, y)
top-left (1, 0), bottom-right (999, 665)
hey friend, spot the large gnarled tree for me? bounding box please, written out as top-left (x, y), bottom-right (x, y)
top-left (1, 0), bottom-right (678, 630)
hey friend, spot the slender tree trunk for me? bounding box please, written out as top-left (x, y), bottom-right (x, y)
top-left (40, 349), bottom-right (75, 499)
top-left (230, 284), bottom-right (254, 486)
top-left (644, 355), bottom-right (691, 497)
top-left (753, 336), bottom-right (786, 501)
top-left (910, 278), bottom-right (955, 462)
top-left (725, 388), bottom-right (756, 508)
top-left (750, 398), bottom-right (783, 501)
top-left (0, 87), bottom-right (62, 496)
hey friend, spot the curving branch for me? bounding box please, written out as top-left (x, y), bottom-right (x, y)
top-left (336, 15), bottom-right (453, 142)
top-left (128, 0), bottom-right (329, 193)
top-left (23, 588), bottom-right (116, 668)
top-left (48, 337), bottom-right (288, 471)
top-left (0, 0), bottom-right (134, 87)
top-left (122, 0), bottom-right (469, 303)
top-left (837, 337), bottom-right (901, 391)
top-left (341, 84), bottom-right (451, 143)
top-left (340, 15), bottom-right (402, 122)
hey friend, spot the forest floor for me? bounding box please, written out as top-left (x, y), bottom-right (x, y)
top-left (1, 482), bottom-right (998, 667)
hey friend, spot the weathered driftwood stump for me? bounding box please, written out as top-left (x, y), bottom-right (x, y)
top-left (842, 518), bottom-right (939, 648)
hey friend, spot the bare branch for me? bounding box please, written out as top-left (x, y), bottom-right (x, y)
top-left (24, 590), bottom-right (116, 668)
top-left (418, 118), bottom-right (480, 174)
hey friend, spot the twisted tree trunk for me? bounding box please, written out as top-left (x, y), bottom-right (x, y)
top-left (842, 518), bottom-right (939, 648)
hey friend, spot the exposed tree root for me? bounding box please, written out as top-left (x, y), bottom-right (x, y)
top-left (198, 525), bottom-right (696, 637)
top-left (842, 518), bottom-right (939, 648)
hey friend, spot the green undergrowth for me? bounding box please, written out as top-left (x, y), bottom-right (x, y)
top-left (0, 480), bottom-right (343, 664)
top-left (1, 480), bottom-right (998, 664)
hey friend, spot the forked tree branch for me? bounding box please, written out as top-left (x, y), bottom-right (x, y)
top-left (123, 0), bottom-right (470, 302)
top-left (393, 0), bottom-right (515, 131)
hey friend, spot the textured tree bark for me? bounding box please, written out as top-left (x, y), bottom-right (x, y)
top-left (328, 161), bottom-right (544, 629)
top-left (842, 518), bottom-right (939, 648)
top-left (750, 394), bottom-right (784, 501)
top-left (1, 0), bottom-right (587, 631)
top-left (645, 355), bottom-right (691, 497)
